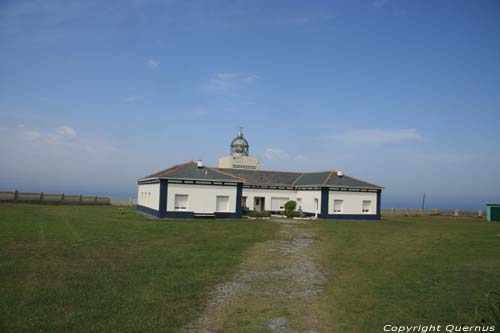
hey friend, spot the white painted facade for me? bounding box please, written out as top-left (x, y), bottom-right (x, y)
top-left (166, 183), bottom-right (238, 214)
top-left (242, 188), bottom-right (296, 211)
top-left (328, 190), bottom-right (377, 215)
top-left (137, 183), bottom-right (160, 210)
top-left (296, 190), bottom-right (322, 215)
top-left (241, 188), bottom-right (324, 215)
top-left (137, 181), bottom-right (379, 217)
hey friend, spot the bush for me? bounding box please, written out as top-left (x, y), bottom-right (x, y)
top-left (284, 200), bottom-right (298, 218)
top-left (284, 200), bottom-right (297, 212)
top-left (286, 210), bottom-right (301, 218)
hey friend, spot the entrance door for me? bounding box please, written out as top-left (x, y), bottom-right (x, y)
top-left (254, 197), bottom-right (265, 212)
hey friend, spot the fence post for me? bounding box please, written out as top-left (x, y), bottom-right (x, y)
top-left (61, 193), bottom-right (65, 203)
top-left (14, 190), bottom-right (18, 202)
top-left (40, 192), bottom-right (44, 202)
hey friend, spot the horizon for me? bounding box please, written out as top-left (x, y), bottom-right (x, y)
top-left (1, 0), bottom-right (500, 211)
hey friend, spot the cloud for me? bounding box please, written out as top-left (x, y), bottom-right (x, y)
top-left (15, 125), bottom-right (115, 153)
top-left (123, 96), bottom-right (141, 103)
top-left (336, 129), bottom-right (424, 145)
top-left (373, 0), bottom-right (390, 8)
top-left (22, 129), bottom-right (42, 140)
top-left (204, 72), bottom-right (260, 95)
top-left (264, 148), bottom-right (309, 161)
top-left (56, 125), bottom-right (77, 138)
top-left (265, 148), bottom-right (290, 160)
top-left (146, 59), bottom-right (159, 68)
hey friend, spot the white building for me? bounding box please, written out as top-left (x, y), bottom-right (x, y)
top-left (137, 130), bottom-right (383, 220)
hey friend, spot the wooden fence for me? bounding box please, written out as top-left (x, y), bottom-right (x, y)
top-left (0, 191), bottom-right (110, 205)
top-left (381, 208), bottom-right (484, 218)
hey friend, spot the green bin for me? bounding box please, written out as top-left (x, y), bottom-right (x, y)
top-left (486, 204), bottom-right (500, 222)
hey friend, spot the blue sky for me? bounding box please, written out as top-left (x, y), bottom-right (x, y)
top-left (1, 0), bottom-right (499, 209)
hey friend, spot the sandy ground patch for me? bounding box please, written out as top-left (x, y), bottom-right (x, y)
top-left (186, 222), bottom-right (333, 332)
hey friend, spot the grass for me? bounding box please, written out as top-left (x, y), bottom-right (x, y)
top-left (0, 204), bottom-right (278, 332)
top-left (312, 216), bottom-right (500, 332)
top-left (1, 205), bottom-right (500, 332)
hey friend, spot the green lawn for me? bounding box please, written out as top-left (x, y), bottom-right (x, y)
top-left (313, 216), bottom-right (500, 332)
top-left (0, 204), bottom-right (278, 332)
top-left (1, 205), bottom-right (499, 332)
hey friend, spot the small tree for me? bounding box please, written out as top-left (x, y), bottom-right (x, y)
top-left (284, 200), bottom-right (297, 218)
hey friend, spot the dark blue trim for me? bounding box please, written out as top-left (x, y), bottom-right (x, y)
top-left (159, 179), bottom-right (168, 218)
top-left (302, 212), bottom-right (316, 217)
top-left (137, 204), bottom-right (161, 218)
top-left (162, 211), bottom-right (195, 218)
top-left (235, 183), bottom-right (243, 218)
top-left (214, 212), bottom-right (240, 218)
top-left (319, 214), bottom-right (380, 220)
top-left (376, 189), bottom-right (381, 220)
top-left (319, 187), bottom-right (329, 218)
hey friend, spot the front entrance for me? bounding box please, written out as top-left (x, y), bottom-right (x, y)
top-left (254, 197), bottom-right (265, 212)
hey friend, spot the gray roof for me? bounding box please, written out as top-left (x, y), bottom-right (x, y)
top-left (141, 162), bottom-right (243, 182)
top-left (139, 161), bottom-right (383, 189)
top-left (218, 168), bottom-right (301, 186)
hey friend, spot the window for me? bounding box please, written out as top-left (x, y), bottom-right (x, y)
top-left (216, 195), bottom-right (230, 212)
top-left (175, 194), bottom-right (188, 211)
top-left (333, 200), bottom-right (343, 213)
top-left (362, 200), bottom-right (371, 213)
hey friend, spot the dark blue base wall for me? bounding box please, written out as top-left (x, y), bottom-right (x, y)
top-left (318, 213), bottom-right (380, 220)
top-left (137, 204), bottom-right (161, 218)
top-left (136, 207), bottom-right (242, 219)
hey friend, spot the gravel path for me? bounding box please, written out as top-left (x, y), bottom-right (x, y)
top-left (185, 222), bottom-right (328, 332)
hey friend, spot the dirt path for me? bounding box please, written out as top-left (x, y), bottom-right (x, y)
top-left (186, 221), bottom-right (332, 332)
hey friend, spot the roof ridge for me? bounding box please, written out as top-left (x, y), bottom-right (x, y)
top-left (322, 171), bottom-right (336, 186)
top-left (205, 166), bottom-right (247, 181)
top-left (218, 167), bottom-right (302, 174)
top-left (141, 161), bottom-right (194, 179)
top-left (340, 173), bottom-right (385, 189)
top-left (291, 173), bottom-right (305, 186)
top-left (161, 161), bottom-right (196, 177)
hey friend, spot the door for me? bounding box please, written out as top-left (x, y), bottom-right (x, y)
top-left (254, 197), bottom-right (265, 212)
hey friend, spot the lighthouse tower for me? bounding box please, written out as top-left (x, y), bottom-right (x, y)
top-left (218, 128), bottom-right (260, 170)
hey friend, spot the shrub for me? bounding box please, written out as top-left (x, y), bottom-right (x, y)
top-left (284, 200), bottom-right (297, 212)
top-left (284, 200), bottom-right (297, 218)
top-left (286, 210), bottom-right (301, 218)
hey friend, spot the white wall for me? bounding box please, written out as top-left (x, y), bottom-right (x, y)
top-left (296, 190), bottom-right (322, 214)
top-left (167, 183), bottom-right (237, 213)
top-left (137, 183), bottom-right (160, 210)
top-left (329, 191), bottom-right (377, 215)
top-left (242, 188), bottom-right (297, 211)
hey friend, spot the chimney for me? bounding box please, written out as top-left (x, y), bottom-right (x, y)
top-left (197, 160), bottom-right (204, 168)
top-left (337, 170), bottom-right (343, 177)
